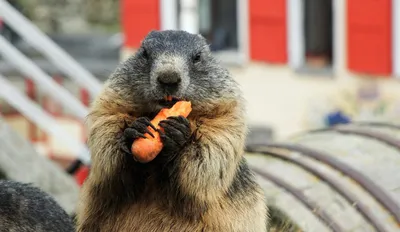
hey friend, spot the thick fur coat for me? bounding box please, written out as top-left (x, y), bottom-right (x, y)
top-left (76, 30), bottom-right (268, 232)
top-left (0, 180), bottom-right (74, 232)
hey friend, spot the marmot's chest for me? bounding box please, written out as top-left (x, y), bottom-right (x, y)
top-left (106, 203), bottom-right (204, 232)
top-left (102, 197), bottom-right (253, 232)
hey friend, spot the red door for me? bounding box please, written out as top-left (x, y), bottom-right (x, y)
top-left (249, 0), bottom-right (287, 63)
top-left (121, 0), bottom-right (160, 49)
top-left (347, 0), bottom-right (392, 76)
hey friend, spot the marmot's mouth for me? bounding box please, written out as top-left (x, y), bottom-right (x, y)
top-left (158, 95), bottom-right (183, 107)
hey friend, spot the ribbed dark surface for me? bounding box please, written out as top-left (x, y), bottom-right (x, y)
top-left (246, 122), bottom-right (400, 232)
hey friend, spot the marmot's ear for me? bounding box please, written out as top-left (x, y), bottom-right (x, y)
top-left (146, 30), bottom-right (159, 38)
top-left (140, 30), bottom-right (159, 45)
top-left (142, 30), bottom-right (159, 41)
top-left (147, 30), bottom-right (159, 36)
top-left (196, 33), bottom-right (206, 40)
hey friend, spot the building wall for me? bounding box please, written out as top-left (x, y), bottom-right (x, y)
top-left (3, 0), bottom-right (400, 142)
top-left (5, 0), bottom-right (399, 146)
top-left (347, 0), bottom-right (393, 76)
top-left (118, 0), bottom-right (400, 139)
top-left (121, 0), bottom-right (399, 78)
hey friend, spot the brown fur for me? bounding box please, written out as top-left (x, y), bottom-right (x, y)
top-left (75, 30), bottom-right (268, 232)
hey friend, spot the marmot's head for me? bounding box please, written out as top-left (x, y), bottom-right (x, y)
top-left (109, 30), bottom-right (242, 117)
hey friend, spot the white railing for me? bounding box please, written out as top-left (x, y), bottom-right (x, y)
top-left (0, 35), bottom-right (89, 120)
top-left (0, 74), bottom-right (91, 164)
top-left (0, 0), bottom-right (102, 96)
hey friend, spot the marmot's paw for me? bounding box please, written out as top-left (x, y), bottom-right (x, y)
top-left (119, 117), bottom-right (157, 155)
top-left (158, 116), bottom-right (191, 151)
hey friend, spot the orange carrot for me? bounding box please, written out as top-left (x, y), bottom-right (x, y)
top-left (131, 101), bottom-right (192, 163)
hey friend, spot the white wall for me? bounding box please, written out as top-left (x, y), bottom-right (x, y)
top-left (230, 63), bottom-right (400, 139)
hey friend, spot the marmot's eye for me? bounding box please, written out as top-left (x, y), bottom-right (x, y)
top-left (193, 52), bottom-right (202, 64)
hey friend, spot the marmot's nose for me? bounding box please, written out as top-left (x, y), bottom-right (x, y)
top-left (157, 71), bottom-right (181, 89)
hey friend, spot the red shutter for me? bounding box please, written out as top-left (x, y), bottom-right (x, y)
top-left (249, 0), bottom-right (287, 63)
top-left (347, 0), bottom-right (392, 76)
top-left (121, 0), bottom-right (160, 49)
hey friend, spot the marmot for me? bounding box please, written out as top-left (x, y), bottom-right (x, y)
top-left (76, 30), bottom-right (268, 232)
top-left (0, 180), bottom-right (74, 232)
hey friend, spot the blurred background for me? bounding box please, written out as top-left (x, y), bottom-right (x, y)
top-left (2, 0), bottom-right (399, 167)
top-left (0, 0), bottom-right (400, 227)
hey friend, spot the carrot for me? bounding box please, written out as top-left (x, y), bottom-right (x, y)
top-left (131, 100), bottom-right (192, 163)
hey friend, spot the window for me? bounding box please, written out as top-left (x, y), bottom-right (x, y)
top-left (197, 0), bottom-right (238, 52)
top-left (303, 0), bottom-right (333, 69)
top-left (174, 0), bottom-right (244, 64)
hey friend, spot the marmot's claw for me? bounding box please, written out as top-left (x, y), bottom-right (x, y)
top-left (158, 116), bottom-right (191, 149)
top-left (119, 117), bottom-right (157, 155)
top-left (117, 134), bottom-right (133, 156)
top-left (136, 117), bottom-right (157, 131)
top-left (143, 128), bottom-right (155, 138)
top-left (124, 128), bottom-right (146, 139)
top-left (123, 117), bottom-right (156, 140)
top-left (166, 116), bottom-right (190, 127)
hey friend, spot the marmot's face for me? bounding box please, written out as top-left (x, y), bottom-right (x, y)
top-left (114, 30), bottom-right (239, 115)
